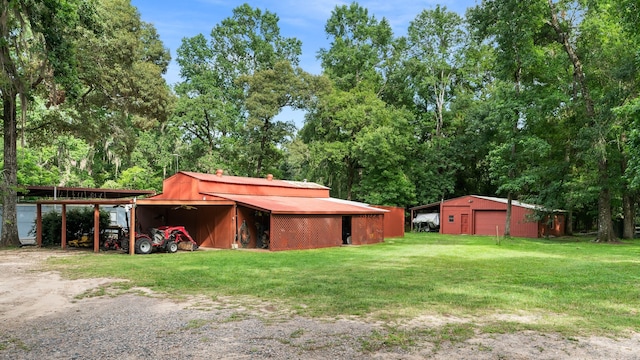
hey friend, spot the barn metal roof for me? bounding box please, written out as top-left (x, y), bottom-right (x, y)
top-left (206, 193), bottom-right (387, 215)
top-left (181, 171), bottom-right (329, 190)
top-left (471, 195), bottom-right (541, 210)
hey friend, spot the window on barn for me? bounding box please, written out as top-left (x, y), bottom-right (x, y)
top-left (449, 215), bottom-right (454, 222)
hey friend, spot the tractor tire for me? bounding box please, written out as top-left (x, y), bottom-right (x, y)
top-left (120, 239), bottom-right (129, 252)
top-left (166, 240), bottom-right (178, 253)
top-left (135, 238), bottom-right (153, 255)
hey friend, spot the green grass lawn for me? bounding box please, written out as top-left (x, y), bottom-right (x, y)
top-left (46, 233), bottom-right (640, 335)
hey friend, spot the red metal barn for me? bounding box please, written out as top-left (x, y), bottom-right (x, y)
top-left (439, 195), bottom-right (565, 238)
top-left (138, 170), bottom-right (387, 251)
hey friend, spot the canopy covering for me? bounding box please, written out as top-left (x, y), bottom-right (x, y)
top-left (413, 213), bottom-right (439, 231)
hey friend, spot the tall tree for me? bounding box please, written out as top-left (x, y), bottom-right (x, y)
top-left (174, 4), bottom-right (302, 176)
top-left (404, 6), bottom-right (478, 206)
top-left (407, 5), bottom-right (468, 138)
top-left (545, 0), bottom-right (636, 241)
top-left (469, 0), bottom-right (637, 240)
top-left (0, 0), bottom-right (93, 246)
top-left (19, 0), bottom-right (172, 188)
top-left (69, 0), bottom-right (172, 181)
top-left (469, 0), bottom-right (561, 237)
top-left (318, 2), bottom-right (393, 93)
top-left (238, 60), bottom-right (329, 176)
top-left (301, 83), bottom-right (414, 204)
top-left (612, 0), bottom-right (640, 239)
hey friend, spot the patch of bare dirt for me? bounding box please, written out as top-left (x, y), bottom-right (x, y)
top-left (1, 249), bottom-right (639, 359)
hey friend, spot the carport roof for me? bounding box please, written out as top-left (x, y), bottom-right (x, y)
top-left (409, 201), bottom-right (441, 211)
top-left (22, 185), bottom-right (155, 199)
top-left (206, 193), bottom-right (387, 215)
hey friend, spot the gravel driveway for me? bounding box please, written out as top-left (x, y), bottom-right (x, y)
top-left (1, 249), bottom-right (639, 359)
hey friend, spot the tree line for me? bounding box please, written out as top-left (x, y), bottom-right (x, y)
top-left (1, 0), bottom-right (639, 245)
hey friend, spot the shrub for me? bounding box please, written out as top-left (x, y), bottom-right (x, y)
top-left (33, 207), bottom-right (110, 246)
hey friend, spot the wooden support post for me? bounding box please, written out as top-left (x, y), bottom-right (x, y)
top-left (129, 204), bottom-right (136, 255)
top-left (410, 209), bottom-right (414, 232)
top-left (36, 204), bottom-right (42, 247)
top-left (61, 204), bottom-right (67, 250)
top-left (232, 204), bottom-right (238, 249)
top-left (94, 204), bottom-right (100, 253)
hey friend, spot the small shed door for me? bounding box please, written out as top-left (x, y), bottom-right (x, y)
top-left (461, 214), bottom-right (469, 234)
top-left (474, 210), bottom-right (506, 236)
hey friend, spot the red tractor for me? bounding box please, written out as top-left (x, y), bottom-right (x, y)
top-left (103, 226), bottom-right (198, 254)
top-left (145, 226), bottom-right (199, 254)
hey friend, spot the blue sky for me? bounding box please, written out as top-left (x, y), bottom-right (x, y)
top-left (130, 0), bottom-right (478, 126)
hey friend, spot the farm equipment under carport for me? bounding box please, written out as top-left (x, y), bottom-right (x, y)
top-left (101, 205), bottom-right (198, 254)
top-left (103, 226), bottom-right (198, 254)
top-left (412, 213), bottom-right (440, 232)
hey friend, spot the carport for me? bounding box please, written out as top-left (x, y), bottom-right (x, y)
top-left (409, 201), bottom-right (441, 232)
top-left (29, 186), bottom-right (155, 255)
top-left (34, 197), bottom-right (236, 255)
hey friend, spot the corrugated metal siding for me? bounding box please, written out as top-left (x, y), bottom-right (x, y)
top-left (440, 205), bottom-right (471, 235)
top-left (351, 214), bottom-right (384, 245)
top-left (212, 193), bottom-right (387, 215)
top-left (373, 205), bottom-right (405, 238)
top-left (509, 206), bottom-right (539, 238)
top-left (270, 215), bottom-right (342, 251)
top-left (153, 175), bottom-right (199, 200)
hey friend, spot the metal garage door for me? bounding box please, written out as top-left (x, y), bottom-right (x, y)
top-left (474, 210), bottom-right (506, 236)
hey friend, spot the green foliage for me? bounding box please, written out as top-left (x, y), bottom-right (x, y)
top-left (406, 5), bottom-right (468, 138)
top-left (353, 115), bottom-right (415, 206)
top-left (17, 148), bottom-right (59, 186)
top-left (173, 4), bottom-right (305, 177)
top-left (115, 166), bottom-right (161, 191)
top-left (302, 84), bottom-right (414, 202)
top-left (319, 2), bottom-right (393, 91)
top-left (238, 61), bottom-right (329, 176)
top-left (35, 207), bottom-right (110, 246)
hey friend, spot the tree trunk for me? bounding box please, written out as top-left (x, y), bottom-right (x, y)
top-left (255, 118), bottom-right (271, 177)
top-left (596, 158), bottom-right (616, 242)
top-left (622, 193), bottom-right (635, 239)
top-left (566, 208), bottom-right (574, 236)
top-left (1, 88), bottom-right (21, 247)
top-left (505, 192), bottom-right (512, 238)
top-left (548, 0), bottom-right (614, 241)
top-left (435, 70), bottom-right (445, 138)
top-left (621, 135), bottom-right (634, 239)
top-left (505, 56), bottom-right (521, 239)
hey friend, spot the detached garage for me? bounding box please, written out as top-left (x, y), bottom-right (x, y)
top-left (440, 195), bottom-right (565, 238)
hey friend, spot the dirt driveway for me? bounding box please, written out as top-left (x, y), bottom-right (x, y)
top-left (1, 248), bottom-right (639, 359)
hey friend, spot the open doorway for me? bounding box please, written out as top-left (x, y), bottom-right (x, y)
top-left (255, 211), bottom-right (270, 249)
top-left (342, 216), bottom-right (352, 244)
